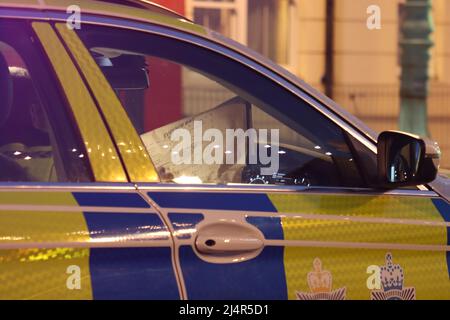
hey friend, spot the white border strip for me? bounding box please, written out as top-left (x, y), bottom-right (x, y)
top-left (0, 204), bottom-right (153, 213)
top-left (0, 239), bottom-right (172, 250)
top-left (265, 239), bottom-right (450, 252)
top-left (158, 208), bottom-right (450, 227)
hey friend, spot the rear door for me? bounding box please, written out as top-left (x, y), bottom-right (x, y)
top-left (65, 17), bottom-right (450, 300)
top-left (0, 18), bottom-right (179, 299)
top-left (0, 186), bottom-right (180, 300)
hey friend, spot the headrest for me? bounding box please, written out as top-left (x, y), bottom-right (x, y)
top-left (0, 54), bottom-right (12, 127)
top-left (0, 67), bottom-right (50, 146)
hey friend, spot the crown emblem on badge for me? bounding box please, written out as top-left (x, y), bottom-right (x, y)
top-left (296, 258), bottom-right (346, 300)
top-left (308, 258), bottom-right (332, 293)
top-left (371, 253), bottom-right (416, 300)
top-left (381, 253), bottom-right (404, 291)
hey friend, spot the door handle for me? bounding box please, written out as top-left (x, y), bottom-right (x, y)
top-left (196, 234), bottom-right (264, 253)
top-left (194, 221), bottom-right (265, 263)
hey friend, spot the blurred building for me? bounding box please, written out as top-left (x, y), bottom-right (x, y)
top-left (152, 0), bottom-right (450, 168)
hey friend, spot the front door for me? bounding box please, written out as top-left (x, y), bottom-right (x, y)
top-left (64, 19), bottom-right (450, 300)
top-left (141, 187), bottom-right (450, 300)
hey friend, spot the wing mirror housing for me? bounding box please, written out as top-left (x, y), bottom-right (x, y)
top-left (377, 131), bottom-right (440, 188)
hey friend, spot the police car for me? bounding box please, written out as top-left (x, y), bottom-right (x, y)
top-left (0, 0), bottom-right (448, 300)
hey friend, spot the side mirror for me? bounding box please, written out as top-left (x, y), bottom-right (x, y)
top-left (377, 131), bottom-right (440, 188)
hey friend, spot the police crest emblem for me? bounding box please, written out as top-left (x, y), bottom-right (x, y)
top-left (370, 253), bottom-right (416, 300)
top-left (296, 258), bottom-right (346, 300)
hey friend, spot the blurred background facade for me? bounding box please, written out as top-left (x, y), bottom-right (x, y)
top-left (151, 0), bottom-right (450, 169)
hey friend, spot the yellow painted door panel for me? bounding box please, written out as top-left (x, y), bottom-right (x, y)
top-left (269, 193), bottom-right (450, 300)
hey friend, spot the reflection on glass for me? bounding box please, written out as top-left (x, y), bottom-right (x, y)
top-left (387, 140), bottom-right (421, 183)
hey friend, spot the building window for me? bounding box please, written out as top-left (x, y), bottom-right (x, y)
top-left (186, 0), bottom-right (296, 69)
top-left (248, 0), bottom-right (291, 65)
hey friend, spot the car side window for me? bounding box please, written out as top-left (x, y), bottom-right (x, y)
top-left (76, 25), bottom-right (364, 187)
top-left (0, 21), bottom-right (92, 182)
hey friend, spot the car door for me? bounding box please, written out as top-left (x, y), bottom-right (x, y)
top-left (140, 185), bottom-right (450, 300)
top-left (0, 18), bottom-right (180, 299)
top-left (63, 16), bottom-right (450, 300)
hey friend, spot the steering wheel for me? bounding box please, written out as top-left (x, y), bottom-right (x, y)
top-left (241, 164), bottom-right (315, 186)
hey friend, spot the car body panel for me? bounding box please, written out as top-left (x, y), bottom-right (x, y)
top-left (141, 186), bottom-right (450, 299)
top-left (0, 186), bottom-right (180, 299)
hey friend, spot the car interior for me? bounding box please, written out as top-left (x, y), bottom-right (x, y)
top-left (0, 50), bottom-right (57, 182)
top-left (89, 46), bottom-right (357, 186)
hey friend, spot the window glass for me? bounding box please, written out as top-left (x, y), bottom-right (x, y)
top-left (0, 21), bottom-right (92, 182)
top-left (76, 25), bottom-right (364, 187)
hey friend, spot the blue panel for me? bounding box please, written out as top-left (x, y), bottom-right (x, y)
top-left (432, 199), bottom-right (450, 278)
top-left (148, 192), bottom-right (277, 212)
top-left (246, 216), bottom-right (284, 240)
top-left (179, 246), bottom-right (287, 300)
top-left (168, 213), bottom-right (204, 239)
top-left (89, 247), bottom-right (180, 300)
top-left (84, 212), bottom-right (169, 240)
top-left (433, 199), bottom-right (450, 222)
top-left (73, 192), bottom-right (150, 208)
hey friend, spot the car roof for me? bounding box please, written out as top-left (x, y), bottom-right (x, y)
top-left (0, 0), bottom-right (379, 144)
top-left (0, 0), bottom-right (184, 19)
top-left (0, 0), bottom-right (205, 33)
top-left (94, 0), bottom-right (189, 20)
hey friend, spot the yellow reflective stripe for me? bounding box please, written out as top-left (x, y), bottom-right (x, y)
top-left (0, 210), bottom-right (89, 244)
top-left (0, 248), bottom-right (92, 299)
top-left (0, 192), bottom-right (92, 299)
top-left (269, 194), bottom-right (444, 221)
top-left (281, 217), bottom-right (446, 245)
top-left (56, 24), bottom-right (159, 182)
top-left (0, 190), bottom-right (92, 299)
top-left (0, 191), bottom-right (78, 206)
top-left (270, 194), bottom-right (450, 300)
top-left (271, 194), bottom-right (446, 245)
top-left (32, 22), bottom-right (127, 182)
